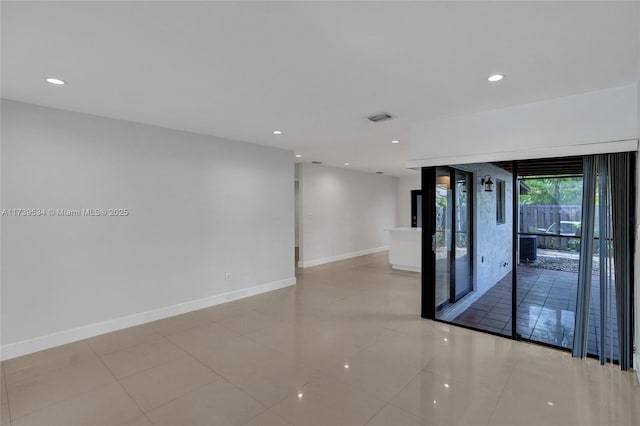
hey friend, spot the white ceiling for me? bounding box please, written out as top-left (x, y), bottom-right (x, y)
top-left (2, 1), bottom-right (639, 176)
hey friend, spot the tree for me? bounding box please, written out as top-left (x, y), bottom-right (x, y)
top-left (520, 177), bottom-right (582, 205)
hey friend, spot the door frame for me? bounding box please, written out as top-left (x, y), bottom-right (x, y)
top-left (421, 167), bottom-right (436, 319)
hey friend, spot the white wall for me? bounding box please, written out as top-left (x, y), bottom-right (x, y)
top-left (298, 163), bottom-right (398, 267)
top-left (409, 85), bottom-right (638, 168)
top-left (1, 100), bottom-right (295, 358)
top-left (397, 172), bottom-right (420, 227)
top-left (466, 164), bottom-right (513, 294)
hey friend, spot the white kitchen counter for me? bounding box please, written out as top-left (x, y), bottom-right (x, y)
top-left (385, 227), bottom-right (421, 272)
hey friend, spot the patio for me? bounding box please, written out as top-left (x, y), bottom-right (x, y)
top-left (452, 265), bottom-right (619, 360)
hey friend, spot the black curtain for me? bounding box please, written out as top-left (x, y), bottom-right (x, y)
top-left (572, 152), bottom-right (634, 370)
top-left (610, 152), bottom-right (633, 370)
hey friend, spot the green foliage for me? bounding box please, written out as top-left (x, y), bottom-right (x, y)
top-left (520, 177), bottom-right (583, 205)
top-left (566, 238), bottom-right (580, 252)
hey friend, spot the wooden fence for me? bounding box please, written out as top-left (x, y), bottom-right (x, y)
top-left (519, 205), bottom-right (584, 250)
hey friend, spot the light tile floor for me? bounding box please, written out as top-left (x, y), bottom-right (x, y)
top-left (1, 252), bottom-right (639, 425)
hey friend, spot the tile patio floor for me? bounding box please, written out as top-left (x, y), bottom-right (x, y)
top-left (452, 266), bottom-right (619, 360)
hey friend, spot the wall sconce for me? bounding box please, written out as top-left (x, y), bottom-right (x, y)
top-left (481, 175), bottom-right (494, 192)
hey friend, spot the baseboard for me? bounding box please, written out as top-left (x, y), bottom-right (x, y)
top-left (298, 246), bottom-right (388, 268)
top-left (0, 277), bottom-right (296, 361)
top-left (391, 265), bottom-right (421, 272)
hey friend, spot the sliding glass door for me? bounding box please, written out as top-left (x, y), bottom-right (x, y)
top-left (433, 167), bottom-right (473, 311)
top-left (421, 154), bottom-right (635, 368)
top-left (516, 174), bottom-right (583, 350)
top-left (432, 164), bottom-right (512, 335)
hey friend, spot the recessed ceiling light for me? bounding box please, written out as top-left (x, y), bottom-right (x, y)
top-left (444, 383), bottom-right (449, 388)
top-left (45, 77), bottom-right (65, 85)
top-left (295, 154), bottom-right (302, 158)
top-left (344, 162), bottom-right (350, 166)
top-left (297, 393), bottom-right (303, 399)
top-left (391, 140), bottom-right (400, 144)
top-left (344, 364), bottom-right (349, 369)
top-left (488, 74), bottom-right (504, 82)
top-left (273, 130), bottom-right (283, 135)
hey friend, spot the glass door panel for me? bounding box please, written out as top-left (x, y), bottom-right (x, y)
top-left (454, 171), bottom-right (473, 299)
top-left (516, 175), bottom-right (583, 350)
top-left (435, 168), bottom-right (451, 308)
top-left (440, 163), bottom-right (510, 336)
top-left (434, 167), bottom-right (474, 311)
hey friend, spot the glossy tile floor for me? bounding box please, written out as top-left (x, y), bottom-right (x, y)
top-left (2, 252), bottom-right (639, 425)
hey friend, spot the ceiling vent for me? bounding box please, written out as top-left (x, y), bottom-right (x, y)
top-left (367, 112), bottom-right (393, 123)
top-left (376, 171), bottom-right (384, 174)
top-left (311, 161), bottom-right (323, 164)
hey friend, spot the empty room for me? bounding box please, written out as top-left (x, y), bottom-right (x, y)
top-left (1, 1), bottom-right (639, 426)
